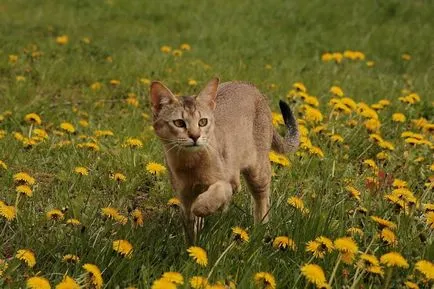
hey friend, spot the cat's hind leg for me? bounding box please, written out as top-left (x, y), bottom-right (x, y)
top-left (192, 181), bottom-right (233, 217)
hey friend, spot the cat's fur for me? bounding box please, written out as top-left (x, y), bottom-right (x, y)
top-left (150, 78), bottom-right (299, 243)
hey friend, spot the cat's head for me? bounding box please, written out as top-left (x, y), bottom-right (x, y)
top-left (149, 78), bottom-right (219, 151)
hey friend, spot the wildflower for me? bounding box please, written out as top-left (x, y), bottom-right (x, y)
top-left (187, 246), bottom-right (208, 267)
top-left (123, 137), bottom-right (143, 148)
top-left (16, 75), bottom-right (26, 82)
top-left (332, 52), bottom-right (343, 63)
top-left (60, 122), bottom-right (76, 133)
top-left (380, 252), bottom-right (409, 268)
top-left (305, 96), bottom-right (319, 107)
top-left (415, 260), bottom-right (434, 280)
top-left (380, 228), bottom-right (397, 246)
top-left (346, 227), bottom-right (364, 237)
top-left (90, 82), bottom-right (102, 91)
top-left (321, 52), bottom-right (333, 62)
top-left (269, 151), bottom-right (290, 167)
top-left (345, 186), bottom-right (360, 201)
top-left (82, 263), bottom-right (103, 289)
top-left (27, 276), bottom-right (51, 289)
top-left (232, 226), bottom-right (249, 243)
top-left (8, 54), bottom-right (18, 64)
top-left (74, 167), bottom-right (88, 176)
top-left (162, 272), bottom-right (184, 285)
top-left (378, 140), bottom-right (395, 151)
top-left (306, 236), bottom-right (334, 258)
top-left (271, 112), bottom-right (284, 126)
top-left (146, 162), bottom-right (166, 176)
top-left (334, 237), bottom-right (358, 254)
top-left (330, 86), bottom-right (344, 97)
top-left (404, 281), bottom-right (419, 289)
top-left (13, 172), bottom-right (35, 185)
top-left (76, 142), bottom-right (100, 151)
top-left (366, 61), bottom-right (375, 67)
top-left (370, 216), bottom-right (397, 230)
top-left (287, 196), bottom-right (309, 214)
top-left (302, 105), bottom-right (323, 123)
top-left (110, 79), bottom-right (120, 86)
top-left (113, 240), bottom-right (133, 258)
top-left (364, 118), bottom-right (381, 132)
top-left (293, 82), bottom-right (307, 93)
top-left (56, 276), bottom-right (80, 289)
top-left (330, 134), bottom-right (344, 143)
top-left (16, 185), bottom-right (33, 197)
top-left (126, 96), bottom-right (139, 107)
top-left (392, 113), bottom-right (406, 122)
top-left (131, 208), bottom-right (144, 227)
top-left (426, 212), bottom-right (434, 229)
top-left (172, 49), bottom-right (182, 57)
top-left (101, 207), bottom-right (120, 219)
top-left (110, 172), bottom-right (126, 182)
top-left (160, 45), bottom-right (172, 53)
top-left (180, 43), bottom-right (191, 51)
top-left (309, 146), bottom-right (324, 158)
top-left (190, 276), bottom-right (209, 289)
top-left (358, 253), bottom-right (380, 268)
top-left (47, 209), bottom-right (65, 220)
top-left (94, 130), bottom-right (114, 137)
top-left (24, 113), bottom-right (42, 125)
top-left (341, 97), bottom-right (357, 110)
top-left (62, 254), bottom-right (80, 263)
top-left (0, 201), bottom-right (16, 221)
top-left (188, 79), bottom-right (198, 86)
top-left (16, 249), bottom-right (36, 267)
top-left (167, 197), bottom-right (181, 207)
top-left (151, 279), bottom-right (176, 289)
top-left (402, 54), bottom-right (411, 61)
top-left (56, 35), bottom-right (69, 45)
top-left (363, 159), bottom-right (378, 172)
top-left (300, 264), bottom-right (327, 287)
top-left (333, 102), bottom-right (352, 114)
top-left (254, 272), bottom-right (276, 289)
top-left (272, 236), bottom-right (296, 251)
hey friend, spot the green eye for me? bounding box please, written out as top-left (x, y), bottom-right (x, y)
top-left (198, 118), bottom-right (208, 127)
top-left (173, 119), bottom-right (186, 128)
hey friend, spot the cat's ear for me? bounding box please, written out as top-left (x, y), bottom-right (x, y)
top-left (196, 77), bottom-right (219, 110)
top-left (150, 81), bottom-right (177, 115)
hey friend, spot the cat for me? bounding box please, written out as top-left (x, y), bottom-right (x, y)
top-left (150, 78), bottom-right (299, 244)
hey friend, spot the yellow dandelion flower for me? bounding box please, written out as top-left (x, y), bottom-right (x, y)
top-left (376, 151), bottom-right (389, 161)
top-left (292, 82), bottom-right (307, 93)
top-left (146, 162), bottom-right (166, 176)
top-left (82, 263), bottom-right (103, 289)
top-left (380, 228), bottom-right (398, 246)
top-left (27, 276), bottom-right (51, 289)
top-left (232, 226), bottom-right (249, 243)
top-left (334, 237), bottom-right (358, 254)
top-left (55, 276), bottom-right (80, 289)
top-left (366, 265), bottom-right (384, 276)
top-left (62, 254), bottom-right (80, 263)
top-left (190, 276), bottom-right (209, 289)
top-left (271, 112), bottom-right (284, 127)
top-left (345, 186), bottom-right (360, 201)
top-left (300, 264), bottom-right (326, 287)
top-left (123, 137), bottom-right (143, 148)
top-left (341, 97), bottom-right (357, 111)
top-left (0, 201), bottom-right (16, 221)
top-left (358, 253), bottom-right (380, 268)
top-left (321, 52), bottom-right (333, 62)
top-left (77, 142), bottom-right (100, 151)
top-left (306, 236), bottom-right (334, 258)
top-left (333, 102), bottom-right (352, 114)
top-left (254, 272), bottom-right (276, 289)
top-left (94, 130), bottom-right (114, 137)
top-left (24, 113), bottom-right (42, 125)
top-left (126, 97), bottom-right (139, 107)
top-left (180, 43), bottom-right (191, 51)
top-left (332, 52), bottom-right (343, 63)
top-left (392, 113), bottom-right (406, 123)
top-left (90, 82), bottom-right (102, 91)
top-left (187, 246), bottom-right (208, 267)
top-left (172, 49), bottom-right (183, 57)
top-left (370, 216), bottom-right (397, 230)
top-left (309, 146), bottom-right (324, 158)
top-left (363, 159), bottom-right (378, 172)
top-left (60, 122), bottom-right (76, 133)
top-left (330, 86), bottom-right (344, 97)
top-left (366, 60), bottom-right (375, 67)
top-left (151, 279), bottom-right (177, 289)
top-left (304, 96), bottom-right (319, 107)
top-left (113, 240), bottom-right (133, 258)
top-left (364, 118), bottom-right (381, 132)
top-left (13, 172), bottom-right (36, 185)
top-left (346, 227), bottom-right (364, 237)
top-left (378, 140), bottom-right (395, 151)
top-left (423, 203), bottom-right (434, 212)
top-left (110, 172), bottom-right (126, 182)
top-left (56, 35), bottom-right (69, 45)
top-left (8, 54), bottom-right (18, 64)
top-left (302, 105), bottom-right (323, 123)
top-left (404, 281), bottom-right (419, 289)
top-left (139, 78), bottom-right (151, 85)
top-left (401, 54), bottom-right (411, 61)
top-left (16, 185), bottom-right (33, 197)
top-left (101, 207), bottom-right (120, 218)
top-left (129, 208), bottom-right (144, 228)
top-left (426, 212), bottom-right (434, 229)
top-left (160, 45), bottom-right (172, 53)
top-left (415, 260), bottom-right (434, 280)
top-left (74, 166), bottom-right (88, 176)
top-left (167, 197), bottom-right (181, 207)
top-left (162, 272), bottom-right (184, 285)
top-left (330, 134), bottom-right (344, 143)
top-left (79, 120), bottom-right (89, 128)
top-left (272, 236), bottom-right (296, 251)
top-left (380, 252), bottom-right (409, 268)
top-left (16, 249), bottom-right (36, 268)
top-left (110, 79), bottom-right (120, 86)
top-left (269, 151), bottom-right (290, 167)
top-left (47, 209), bottom-right (65, 221)
top-left (16, 75), bottom-right (26, 82)
top-left (287, 196), bottom-right (309, 215)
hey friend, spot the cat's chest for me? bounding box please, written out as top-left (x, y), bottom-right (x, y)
top-left (174, 166), bottom-right (222, 195)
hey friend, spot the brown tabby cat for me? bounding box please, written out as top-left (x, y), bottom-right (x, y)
top-left (150, 78), bottom-right (299, 244)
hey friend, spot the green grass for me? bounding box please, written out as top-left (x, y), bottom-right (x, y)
top-left (0, 0), bottom-right (433, 288)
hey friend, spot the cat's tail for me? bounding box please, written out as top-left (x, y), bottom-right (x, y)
top-left (271, 100), bottom-right (300, 154)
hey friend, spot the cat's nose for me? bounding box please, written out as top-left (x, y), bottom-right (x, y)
top-left (189, 133), bottom-right (200, 143)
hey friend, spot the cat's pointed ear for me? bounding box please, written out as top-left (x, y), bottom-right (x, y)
top-left (150, 81), bottom-right (177, 116)
top-left (196, 77), bottom-right (219, 110)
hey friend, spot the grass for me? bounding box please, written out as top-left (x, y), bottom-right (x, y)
top-left (0, 0), bottom-right (433, 288)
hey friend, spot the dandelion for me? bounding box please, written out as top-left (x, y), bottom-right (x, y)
top-left (13, 172), bottom-right (36, 185)
top-left (272, 236), bottom-right (296, 251)
top-left (110, 79), bottom-right (120, 86)
top-left (82, 263), bottom-right (103, 289)
top-left (300, 264), bottom-right (327, 287)
top-left (16, 249), bottom-right (36, 267)
top-left (77, 142), bottom-right (100, 151)
top-left (357, 253), bottom-right (380, 269)
top-left (370, 216), bottom-right (397, 230)
top-left (254, 272), bottom-right (276, 289)
top-left (74, 166), bottom-right (88, 176)
top-left (232, 226), bottom-right (249, 243)
top-left (124, 137), bottom-right (143, 148)
top-left (47, 209), bottom-right (65, 220)
top-left (330, 86), bottom-right (344, 97)
top-left (287, 196), bottom-right (309, 215)
top-left (380, 228), bottom-right (398, 246)
top-left (190, 276), bottom-right (209, 289)
top-left (302, 105), bottom-right (323, 123)
top-left (113, 240), bottom-right (133, 258)
top-left (16, 75), bottom-right (26, 82)
top-left (160, 45), bottom-right (172, 53)
top-left (180, 43), bottom-right (191, 51)
top-left (110, 172), bottom-right (126, 182)
top-left (380, 252), bottom-right (409, 268)
top-left (269, 151), bottom-right (290, 167)
top-left (56, 35), bottom-right (69, 45)
top-left (151, 279), bottom-right (177, 289)
top-left (293, 82), bottom-right (307, 93)
top-left (334, 237), bottom-right (358, 254)
top-left (306, 236), bottom-right (334, 258)
top-left (426, 212), bottom-right (434, 229)
top-left (188, 79), bottom-right (198, 86)
top-left (60, 122), bottom-right (76, 133)
top-left (309, 146), bottom-right (324, 158)
top-left (187, 246), bottom-right (208, 267)
top-left (392, 113), bottom-right (406, 122)
top-left (62, 254), bottom-right (80, 263)
top-left (16, 185), bottom-right (33, 197)
top-left (346, 227), bottom-right (364, 237)
top-left (0, 160), bottom-right (7, 170)
top-left (404, 281), bottom-right (419, 289)
top-left (167, 197), bottom-right (181, 207)
top-left (55, 276), bottom-right (80, 289)
top-left (172, 49), bottom-right (182, 57)
top-left (0, 201), bottom-right (16, 221)
top-left (101, 207), bottom-right (120, 219)
top-left (271, 112), bottom-right (284, 127)
top-left (345, 186), bottom-right (360, 201)
top-left (146, 162), bottom-right (166, 176)
top-left (415, 260), bottom-right (434, 280)
top-left (8, 54), bottom-right (18, 64)
top-left (162, 272), bottom-right (184, 285)
top-left (330, 134), bottom-right (344, 143)
top-left (90, 82), bottom-right (102, 91)
top-left (94, 130), bottom-right (114, 137)
top-left (27, 276), bottom-right (51, 289)
top-left (401, 54), bottom-right (411, 61)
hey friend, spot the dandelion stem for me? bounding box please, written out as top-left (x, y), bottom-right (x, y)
top-left (28, 123), bottom-right (33, 138)
top-left (328, 253), bottom-right (342, 286)
top-left (207, 241), bottom-right (235, 279)
top-left (383, 267), bottom-right (393, 289)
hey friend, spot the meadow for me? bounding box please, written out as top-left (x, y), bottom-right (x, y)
top-left (0, 0), bottom-right (434, 288)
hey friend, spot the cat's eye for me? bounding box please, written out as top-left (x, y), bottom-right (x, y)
top-left (198, 118), bottom-right (208, 127)
top-left (173, 119), bottom-right (186, 128)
